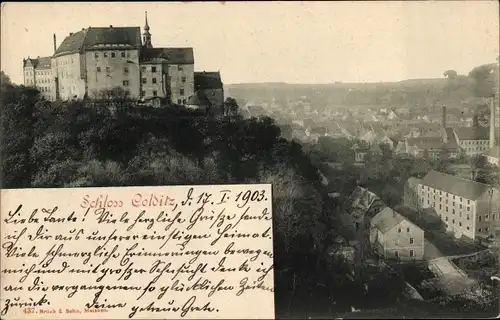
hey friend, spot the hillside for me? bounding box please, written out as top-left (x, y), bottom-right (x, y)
top-left (225, 63), bottom-right (499, 111)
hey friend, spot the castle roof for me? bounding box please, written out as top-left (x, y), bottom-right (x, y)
top-left (54, 27), bottom-right (142, 56)
top-left (420, 170), bottom-right (495, 200)
top-left (23, 56), bottom-right (52, 69)
top-left (194, 72), bottom-right (223, 90)
top-left (140, 47), bottom-right (194, 64)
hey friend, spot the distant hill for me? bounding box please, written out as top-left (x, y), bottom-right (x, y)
top-left (225, 62), bottom-right (499, 112)
top-left (224, 77), bottom-right (471, 110)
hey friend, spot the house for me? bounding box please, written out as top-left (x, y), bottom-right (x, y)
top-left (380, 135), bottom-right (398, 150)
top-left (417, 170), bottom-right (500, 240)
top-left (453, 127), bottom-right (490, 156)
top-left (405, 137), bottom-right (460, 159)
top-left (308, 126), bottom-right (328, 142)
top-left (244, 105), bottom-right (269, 118)
top-left (342, 187), bottom-right (386, 238)
top-left (484, 145), bottom-right (500, 166)
top-left (369, 207), bottom-right (425, 260)
top-left (360, 130), bottom-right (379, 145)
top-left (387, 110), bottom-right (398, 120)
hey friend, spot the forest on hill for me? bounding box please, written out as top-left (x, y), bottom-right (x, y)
top-left (225, 61), bottom-right (499, 112)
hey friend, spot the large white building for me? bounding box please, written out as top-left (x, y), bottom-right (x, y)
top-left (411, 171), bottom-right (499, 240)
top-left (23, 12), bottom-right (223, 109)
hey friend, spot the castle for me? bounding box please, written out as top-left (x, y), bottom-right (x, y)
top-left (22, 12), bottom-right (224, 109)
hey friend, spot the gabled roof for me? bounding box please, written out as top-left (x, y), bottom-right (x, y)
top-left (246, 105), bottom-right (268, 118)
top-left (23, 56), bottom-right (52, 69)
top-left (454, 127), bottom-right (490, 140)
top-left (55, 27), bottom-right (142, 56)
top-left (344, 186), bottom-right (386, 221)
top-left (310, 126), bottom-right (327, 135)
top-left (420, 170), bottom-right (496, 200)
top-left (406, 136), bottom-right (459, 151)
top-left (140, 47), bottom-right (194, 64)
top-left (371, 207), bottom-right (415, 234)
top-left (194, 72), bottom-right (223, 90)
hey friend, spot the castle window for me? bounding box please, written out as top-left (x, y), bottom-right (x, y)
top-left (111, 52), bottom-right (116, 58)
top-left (180, 88), bottom-right (184, 95)
top-left (177, 99), bottom-right (182, 104)
top-left (182, 76), bottom-right (186, 83)
top-left (178, 65), bottom-right (183, 71)
top-left (152, 66), bottom-right (157, 73)
top-left (123, 80), bottom-right (129, 86)
top-left (141, 90), bottom-right (145, 97)
top-left (104, 52), bottom-right (108, 58)
top-left (106, 67), bottom-right (111, 73)
top-left (153, 90), bottom-right (157, 97)
top-left (410, 238), bottom-right (414, 244)
top-left (96, 66), bottom-right (101, 72)
top-left (182, 99), bottom-right (186, 104)
top-left (152, 78), bottom-right (157, 84)
top-left (141, 66), bottom-right (147, 72)
top-left (124, 67), bottom-right (129, 74)
top-left (121, 52), bottom-right (126, 58)
top-left (142, 78), bottom-right (147, 84)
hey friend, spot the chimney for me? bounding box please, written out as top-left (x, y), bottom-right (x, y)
top-left (53, 34), bottom-right (57, 54)
top-left (490, 96), bottom-right (496, 149)
top-left (110, 25), bottom-right (113, 28)
top-left (442, 105), bottom-right (447, 128)
top-left (70, 32), bottom-right (73, 36)
top-left (473, 114), bottom-right (479, 128)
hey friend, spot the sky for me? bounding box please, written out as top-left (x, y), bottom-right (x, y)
top-left (1, 1), bottom-right (499, 85)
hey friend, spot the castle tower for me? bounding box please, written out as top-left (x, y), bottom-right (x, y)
top-left (142, 11), bottom-right (153, 48)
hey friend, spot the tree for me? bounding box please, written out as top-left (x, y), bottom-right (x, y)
top-left (0, 71), bottom-right (12, 86)
top-left (468, 63), bottom-right (499, 98)
top-left (444, 70), bottom-right (458, 79)
top-left (222, 97), bottom-right (240, 117)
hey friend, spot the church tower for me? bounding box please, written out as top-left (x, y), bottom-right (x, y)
top-left (142, 11), bottom-right (153, 48)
